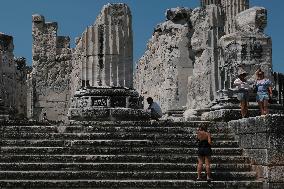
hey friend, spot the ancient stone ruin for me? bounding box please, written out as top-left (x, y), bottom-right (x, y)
top-left (0, 33), bottom-right (28, 118)
top-left (0, 0), bottom-right (283, 188)
top-left (30, 14), bottom-right (72, 121)
top-left (134, 7), bottom-right (194, 113)
top-left (68, 3), bottom-right (145, 121)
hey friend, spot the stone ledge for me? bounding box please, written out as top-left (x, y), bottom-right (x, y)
top-left (228, 114), bottom-right (284, 184)
top-left (68, 107), bottom-right (150, 121)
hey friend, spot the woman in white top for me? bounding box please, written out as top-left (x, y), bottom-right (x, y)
top-left (233, 68), bottom-right (255, 118)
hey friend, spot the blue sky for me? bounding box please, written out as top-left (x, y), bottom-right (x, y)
top-left (0, 0), bottom-right (283, 73)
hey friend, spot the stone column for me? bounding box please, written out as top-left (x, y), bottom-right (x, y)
top-left (221, 0), bottom-right (249, 34)
top-left (71, 3), bottom-right (133, 90)
top-left (201, 0), bottom-right (221, 7)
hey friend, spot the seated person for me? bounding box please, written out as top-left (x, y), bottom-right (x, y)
top-left (146, 97), bottom-right (162, 121)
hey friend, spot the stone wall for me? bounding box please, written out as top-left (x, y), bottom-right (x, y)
top-left (229, 115), bottom-right (284, 188)
top-left (70, 3), bottom-right (133, 97)
top-left (14, 57), bottom-right (28, 117)
top-left (186, 5), bottom-right (224, 109)
top-left (134, 7), bottom-right (194, 112)
top-left (0, 33), bottom-right (16, 113)
top-left (30, 14), bottom-right (72, 121)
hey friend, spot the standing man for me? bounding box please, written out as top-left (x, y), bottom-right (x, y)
top-left (146, 97), bottom-right (163, 121)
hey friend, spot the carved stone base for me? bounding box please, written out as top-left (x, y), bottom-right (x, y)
top-left (68, 107), bottom-right (150, 121)
top-left (68, 87), bottom-right (149, 121)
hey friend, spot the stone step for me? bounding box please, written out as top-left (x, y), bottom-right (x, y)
top-left (0, 139), bottom-right (239, 148)
top-left (0, 180), bottom-right (264, 189)
top-left (0, 155), bottom-right (251, 164)
top-left (0, 171), bottom-right (257, 180)
top-left (0, 132), bottom-right (235, 140)
top-left (0, 163), bottom-right (252, 172)
top-left (0, 124), bottom-right (231, 134)
top-left (0, 147), bottom-right (243, 156)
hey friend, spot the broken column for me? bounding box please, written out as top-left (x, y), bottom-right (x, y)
top-left (0, 33), bottom-right (16, 116)
top-left (30, 14), bottom-right (73, 121)
top-left (200, 0), bottom-right (221, 7)
top-left (221, 0), bottom-right (249, 34)
top-left (68, 4), bottom-right (146, 121)
top-left (134, 7), bottom-right (194, 113)
top-left (71, 3), bottom-right (133, 93)
top-left (186, 4), bottom-right (224, 110)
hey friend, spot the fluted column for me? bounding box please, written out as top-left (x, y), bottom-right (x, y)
top-left (222, 0), bottom-right (249, 34)
top-left (201, 0), bottom-right (221, 7)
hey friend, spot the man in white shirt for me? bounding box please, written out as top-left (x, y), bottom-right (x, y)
top-left (146, 97), bottom-right (163, 121)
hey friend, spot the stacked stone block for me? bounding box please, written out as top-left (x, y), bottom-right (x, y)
top-left (134, 7), bottom-right (194, 112)
top-left (229, 115), bottom-right (284, 188)
top-left (30, 14), bottom-right (72, 121)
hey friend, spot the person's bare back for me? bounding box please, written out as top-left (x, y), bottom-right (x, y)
top-left (197, 130), bottom-right (212, 145)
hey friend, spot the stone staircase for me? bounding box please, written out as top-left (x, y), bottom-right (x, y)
top-left (0, 121), bottom-right (263, 188)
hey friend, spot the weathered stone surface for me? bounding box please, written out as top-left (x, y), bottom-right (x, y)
top-left (30, 14), bottom-right (72, 121)
top-left (200, 0), bottom-right (221, 7)
top-left (221, 0), bottom-right (249, 34)
top-left (0, 33), bottom-right (15, 113)
top-left (187, 5), bottom-right (224, 110)
top-left (68, 4), bottom-right (145, 121)
top-left (235, 7), bottom-right (267, 33)
top-left (70, 3), bottom-right (133, 96)
top-left (218, 7), bottom-right (272, 102)
top-left (134, 7), bottom-right (194, 112)
top-left (0, 34), bottom-right (27, 118)
top-left (229, 114), bottom-right (284, 184)
top-left (68, 87), bottom-right (145, 121)
top-left (14, 57), bottom-right (28, 117)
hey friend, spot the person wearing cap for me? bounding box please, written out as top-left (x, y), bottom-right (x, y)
top-left (233, 68), bottom-right (255, 118)
top-left (255, 69), bottom-right (273, 115)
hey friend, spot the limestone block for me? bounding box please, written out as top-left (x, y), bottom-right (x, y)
top-left (268, 166), bottom-right (284, 183)
top-left (245, 149), bottom-right (268, 165)
top-left (236, 7), bottom-right (267, 33)
top-left (30, 14), bottom-right (72, 121)
top-left (32, 14), bottom-right (45, 23)
top-left (134, 7), bottom-right (193, 112)
top-left (166, 7), bottom-right (191, 22)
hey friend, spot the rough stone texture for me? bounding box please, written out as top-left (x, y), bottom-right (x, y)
top-left (30, 14), bottom-right (72, 121)
top-left (0, 34), bottom-right (27, 118)
top-left (187, 5), bottom-right (224, 110)
top-left (70, 3), bottom-right (133, 97)
top-left (200, 0), bottom-right (221, 7)
top-left (273, 72), bottom-right (284, 106)
top-left (200, 104), bottom-right (284, 121)
top-left (68, 4), bottom-right (145, 121)
top-left (221, 0), bottom-right (249, 34)
top-left (0, 33), bottom-right (16, 113)
top-left (68, 87), bottom-right (146, 121)
top-left (235, 7), bottom-right (267, 33)
top-left (229, 115), bottom-right (284, 187)
top-left (218, 7), bottom-right (272, 101)
top-left (14, 57), bottom-right (28, 117)
top-left (134, 7), bottom-right (194, 112)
